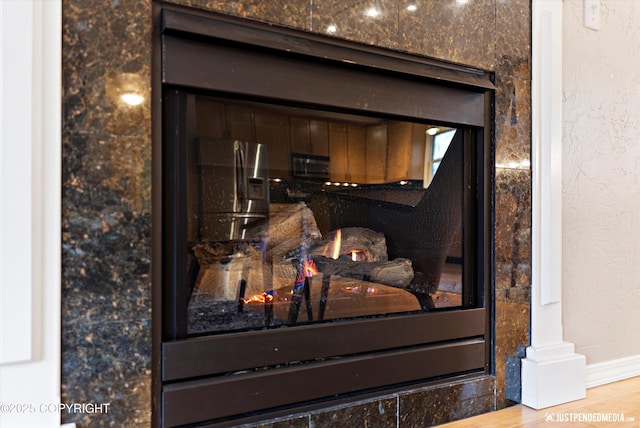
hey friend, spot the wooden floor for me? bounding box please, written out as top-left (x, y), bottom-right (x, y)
top-left (441, 376), bottom-right (640, 427)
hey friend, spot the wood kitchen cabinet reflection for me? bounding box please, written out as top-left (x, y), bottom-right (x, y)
top-left (193, 96), bottom-right (429, 185)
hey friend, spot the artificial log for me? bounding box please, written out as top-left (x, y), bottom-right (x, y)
top-left (310, 227), bottom-right (388, 261)
top-left (312, 256), bottom-right (414, 288)
top-left (266, 202), bottom-right (322, 259)
top-left (271, 258), bottom-right (298, 290)
top-left (192, 245), bottom-right (269, 301)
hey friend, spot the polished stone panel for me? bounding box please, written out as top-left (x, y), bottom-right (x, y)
top-left (495, 168), bottom-right (532, 301)
top-left (398, 0), bottom-right (496, 70)
top-left (496, 0), bottom-right (531, 81)
top-left (310, 398), bottom-right (397, 428)
top-left (494, 167), bottom-right (531, 409)
top-left (252, 415), bottom-right (310, 428)
top-left (240, 376), bottom-right (493, 428)
top-left (61, 0), bottom-right (152, 426)
top-left (312, 0), bottom-right (399, 50)
top-left (398, 376), bottom-right (495, 426)
top-left (495, 74), bottom-right (532, 169)
top-left (168, 0), bottom-right (311, 30)
top-left (495, 0), bottom-right (531, 168)
top-left (495, 300), bottom-right (530, 409)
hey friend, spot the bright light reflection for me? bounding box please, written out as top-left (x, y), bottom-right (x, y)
top-left (327, 25), bottom-right (337, 33)
top-left (496, 160), bottom-right (531, 170)
top-left (365, 7), bottom-right (380, 18)
top-left (426, 127), bottom-right (440, 136)
top-left (121, 92), bottom-right (144, 106)
top-left (406, 5), bottom-right (417, 12)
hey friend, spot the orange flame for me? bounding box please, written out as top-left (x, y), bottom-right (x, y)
top-left (331, 229), bottom-right (342, 260)
top-left (303, 259), bottom-right (318, 277)
top-left (293, 259), bottom-right (318, 291)
top-left (244, 292), bottom-right (275, 304)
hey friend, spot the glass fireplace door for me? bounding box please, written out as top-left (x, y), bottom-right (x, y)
top-left (166, 91), bottom-right (475, 338)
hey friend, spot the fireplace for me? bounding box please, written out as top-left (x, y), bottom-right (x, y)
top-left (155, 6), bottom-right (493, 427)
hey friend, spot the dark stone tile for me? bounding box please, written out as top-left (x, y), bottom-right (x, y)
top-left (505, 345), bottom-right (527, 403)
top-left (61, 332), bottom-right (151, 427)
top-left (312, 0), bottom-right (399, 50)
top-left (495, 74), bottom-right (532, 168)
top-left (63, 0), bottom-right (151, 131)
top-left (399, 377), bottom-right (494, 427)
top-left (454, 377), bottom-right (495, 401)
top-left (495, 300), bottom-right (529, 409)
top-left (167, 0), bottom-right (311, 30)
top-left (454, 394), bottom-right (495, 421)
top-left (399, 388), bottom-right (450, 427)
top-left (479, 13), bottom-right (532, 413)
top-left (496, 0), bottom-right (531, 81)
top-left (61, 0), bottom-right (152, 426)
top-left (495, 168), bottom-right (531, 299)
top-left (310, 398), bottom-right (397, 428)
top-left (494, 0), bottom-right (531, 168)
top-left (247, 415), bottom-right (309, 428)
top-left (398, 0), bottom-right (496, 71)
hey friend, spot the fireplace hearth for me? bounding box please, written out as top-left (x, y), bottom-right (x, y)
top-left (155, 6), bottom-right (493, 427)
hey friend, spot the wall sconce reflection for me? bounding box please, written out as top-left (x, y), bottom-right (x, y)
top-left (106, 72), bottom-right (146, 108)
top-left (365, 7), bottom-right (380, 18)
top-left (121, 92), bottom-right (144, 106)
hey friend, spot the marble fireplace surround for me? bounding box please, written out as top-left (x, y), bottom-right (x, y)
top-left (61, 0), bottom-right (531, 427)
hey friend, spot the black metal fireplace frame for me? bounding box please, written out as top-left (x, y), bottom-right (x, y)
top-left (152, 5), bottom-right (494, 427)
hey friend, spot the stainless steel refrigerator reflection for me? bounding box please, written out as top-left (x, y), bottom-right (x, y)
top-left (198, 138), bottom-right (269, 241)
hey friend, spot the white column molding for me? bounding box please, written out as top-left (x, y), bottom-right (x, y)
top-left (0, 0), bottom-right (39, 366)
top-left (0, 0), bottom-right (62, 427)
top-left (522, 0), bottom-right (586, 410)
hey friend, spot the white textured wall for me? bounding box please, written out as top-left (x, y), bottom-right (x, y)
top-left (563, 0), bottom-right (640, 365)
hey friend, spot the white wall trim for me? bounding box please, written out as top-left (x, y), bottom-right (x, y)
top-left (0, 0), bottom-right (40, 366)
top-left (521, 0), bottom-right (586, 410)
top-left (586, 355), bottom-right (640, 389)
top-left (0, 0), bottom-right (62, 426)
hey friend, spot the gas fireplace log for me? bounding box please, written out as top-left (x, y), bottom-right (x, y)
top-left (266, 203), bottom-right (322, 259)
top-left (192, 245), bottom-right (268, 301)
top-left (312, 256), bottom-right (414, 288)
top-left (310, 227), bottom-right (388, 262)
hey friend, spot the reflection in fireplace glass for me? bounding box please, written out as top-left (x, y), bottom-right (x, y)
top-left (183, 94), bottom-right (465, 336)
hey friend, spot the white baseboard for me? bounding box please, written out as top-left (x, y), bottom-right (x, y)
top-left (586, 354), bottom-right (640, 389)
